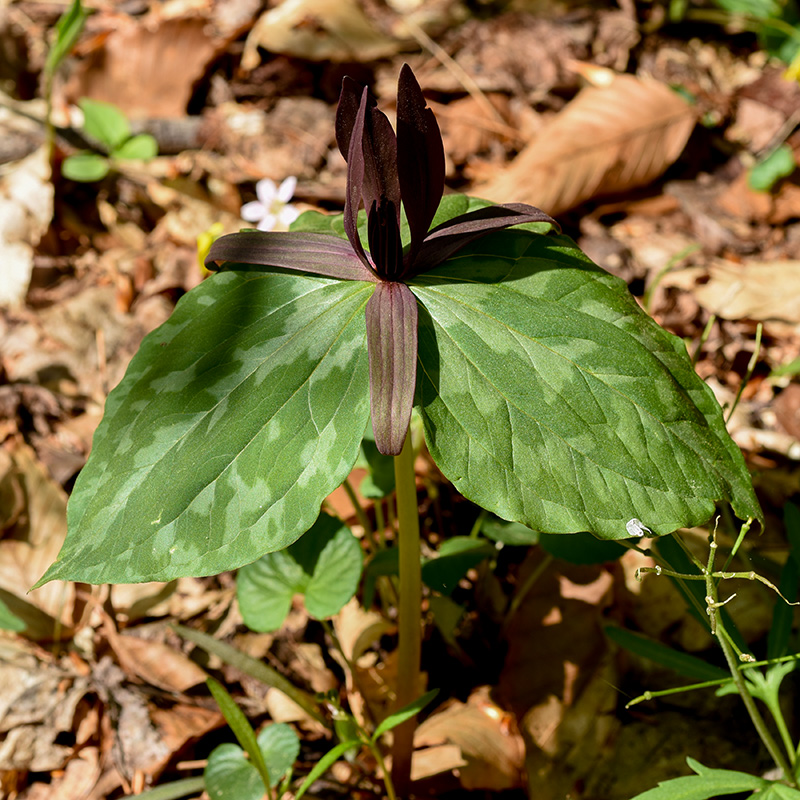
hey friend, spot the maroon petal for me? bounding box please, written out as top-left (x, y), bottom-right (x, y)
top-left (409, 203), bottom-right (560, 276)
top-left (365, 281), bottom-right (418, 456)
top-left (335, 76), bottom-right (363, 160)
top-left (362, 106), bottom-right (401, 229)
top-left (342, 87), bottom-right (374, 272)
top-left (206, 231), bottom-right (378, 282)
top-left (396, 64), bottom-right (445, 267)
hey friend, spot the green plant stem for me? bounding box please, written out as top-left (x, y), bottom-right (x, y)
top-left (726, 323), bottom-right (762, 424)
top-left (375, 500), bottom-right (387, 549)
top-left (704, 537), bottom-right (796, 786)
top-left (502, 553), bottom-right (554, 634)
top-left (343, 477), bottom-right (373, 538)
top-left (391, 430), bottom-right (422, 795)
top-left (369, 739), bottom-right (398, 800)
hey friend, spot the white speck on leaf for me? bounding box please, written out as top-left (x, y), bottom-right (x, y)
top-left (626, 518), bottom-right (652, 537)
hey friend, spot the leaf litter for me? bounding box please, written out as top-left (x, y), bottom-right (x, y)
top-left (1, 1), bottom-right (800, 798)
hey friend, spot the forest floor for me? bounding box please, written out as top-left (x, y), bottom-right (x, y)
top-left (1, 0), bottom-right (800, 798)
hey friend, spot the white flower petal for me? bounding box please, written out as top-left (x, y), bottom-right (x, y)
top-left (278, 204), bottom-right (301, 225)
top-left (276, 175), bottom-right (297, 203)
top-left (257, 213), bottom-right (278, 231)
top-left (255, 178), bottom-right (278, 205)
top-left (241, 200), bottom-right (266, 223)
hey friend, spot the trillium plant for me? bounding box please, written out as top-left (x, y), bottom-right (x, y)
top-left (39, 65), bottom-right (762, 790)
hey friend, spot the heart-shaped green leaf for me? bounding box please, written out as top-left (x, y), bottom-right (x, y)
top-left (38, 271), bottom-right (371, 585)
top-left (62, 152), bottom-right (110, 182)
top-left (79, 98), bottom-right (130, 151)
top-left (412, 230), bottom-right (762, 540)
top-left (204, 723), bottom-right (300, 799)
top-left (114, 133), bottom-right (158, 161)
top-left (237, 512), bottom-right (363, 632)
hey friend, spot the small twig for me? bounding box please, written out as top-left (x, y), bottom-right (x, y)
top-left (691, 314), bottom-right (716, 367)
top-left (398, 16), bottom-right (507, 127)
top-left (726, 323), bottom-right (762, 424)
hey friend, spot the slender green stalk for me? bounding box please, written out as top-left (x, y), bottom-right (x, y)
top-left (375, 500), bottom-right (387, 549)
top-left (369, 740), bottom-right (398, 800)
top-left (502, 553), bottom-right (554, 635)
top-left (726, 323), bottom-right (762, 424)
top-left (390, 430), bottom-right (422, 795)
top-left (343, 477), bottom-right (373, 538)
top-left (704, 535), bottom-right (796, 785)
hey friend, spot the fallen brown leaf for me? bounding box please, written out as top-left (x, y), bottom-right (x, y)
top-left (414, 687), bottom-right (525, 791)
top-left (477, 74), bottom-right (696, 215)
top-left (664, 260), bottom-right (800, 323)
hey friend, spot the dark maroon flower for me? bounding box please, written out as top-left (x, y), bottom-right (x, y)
top-left (206, 65), bottom-right (558, 455)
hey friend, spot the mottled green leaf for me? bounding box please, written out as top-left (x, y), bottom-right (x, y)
top-left (237, 512), bottom-right (363, 632)
top-left (413, 230), bottom-right (762, 541)
top-left (39, 271), bottom-right (372, 585)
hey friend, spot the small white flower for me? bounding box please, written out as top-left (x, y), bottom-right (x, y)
top-left (240, 176), bottom-right (300, 231)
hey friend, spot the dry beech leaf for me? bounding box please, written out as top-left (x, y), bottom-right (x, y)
top-left (663, 260), bottom-right (800, 324)
top-left (112, 634), bottom-right (207, 693)
top-left (63, 17), bottom-right (226, 118)
top-left (0, 443), bottom-right (75, 628)
top-left (477, 74), bottom-right (696, 215)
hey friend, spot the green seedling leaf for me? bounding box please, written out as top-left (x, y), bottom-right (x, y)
top-left (294, 740), bottom-right (361, 800)
top-left (749, 145), bottom-right (796, 192)
top-left (39, 271), bottom-right (371, 585)
top-left (0, 587), bottom-right (65, 640)
top-left (629, 757), bottom-right (768, 799)
top-left (206, 677), bottom-right (271, 791)
top-left (175, 626), bottom-right (325, 724)
top-left (0, 594), bottom-right (25, 633)
top-left (767, 554), bottom-right (799, 659)
top-left (421, 537), bottom-right (494, 595)
top-left (770, 356), bottom-right (800, 379)
top-left (79, 98), bottom-right (130, 151)
top-left (604, 626), bottom-right (728, 682)
top-left (363, 548), bottom-right (399, 607)
top-left (237, 512), bottom-right (363, 632)
top-left (539, 531), bottom-right (627, 564)
top-left (415, 230), bottom-right (762, 542)
top-left (373, 688), bottom-right (439, 739)
top-left (133, 777), bottom-right (206, 799)
top-left (480, 515), bottom-right (539, 546)
top-left (114, 133), bottom-right (158, 161)
top-left (45, 0), bottom-right (89, 77)
top-left (759, 784), bottom-right (800, 799)
top-left (429, 593), bottom-right (466, 644)
top-left (358, 424), bottom-right (395, 498)
top-left (62, 153), bottom-right (109, 182)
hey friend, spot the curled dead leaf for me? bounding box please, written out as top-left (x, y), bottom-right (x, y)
top-left (477, 74), bottom-right (696, 215)
top-left (242, 0), bottom-right (401, 69)
top-left (414, 688), bottom-right (525, 791)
